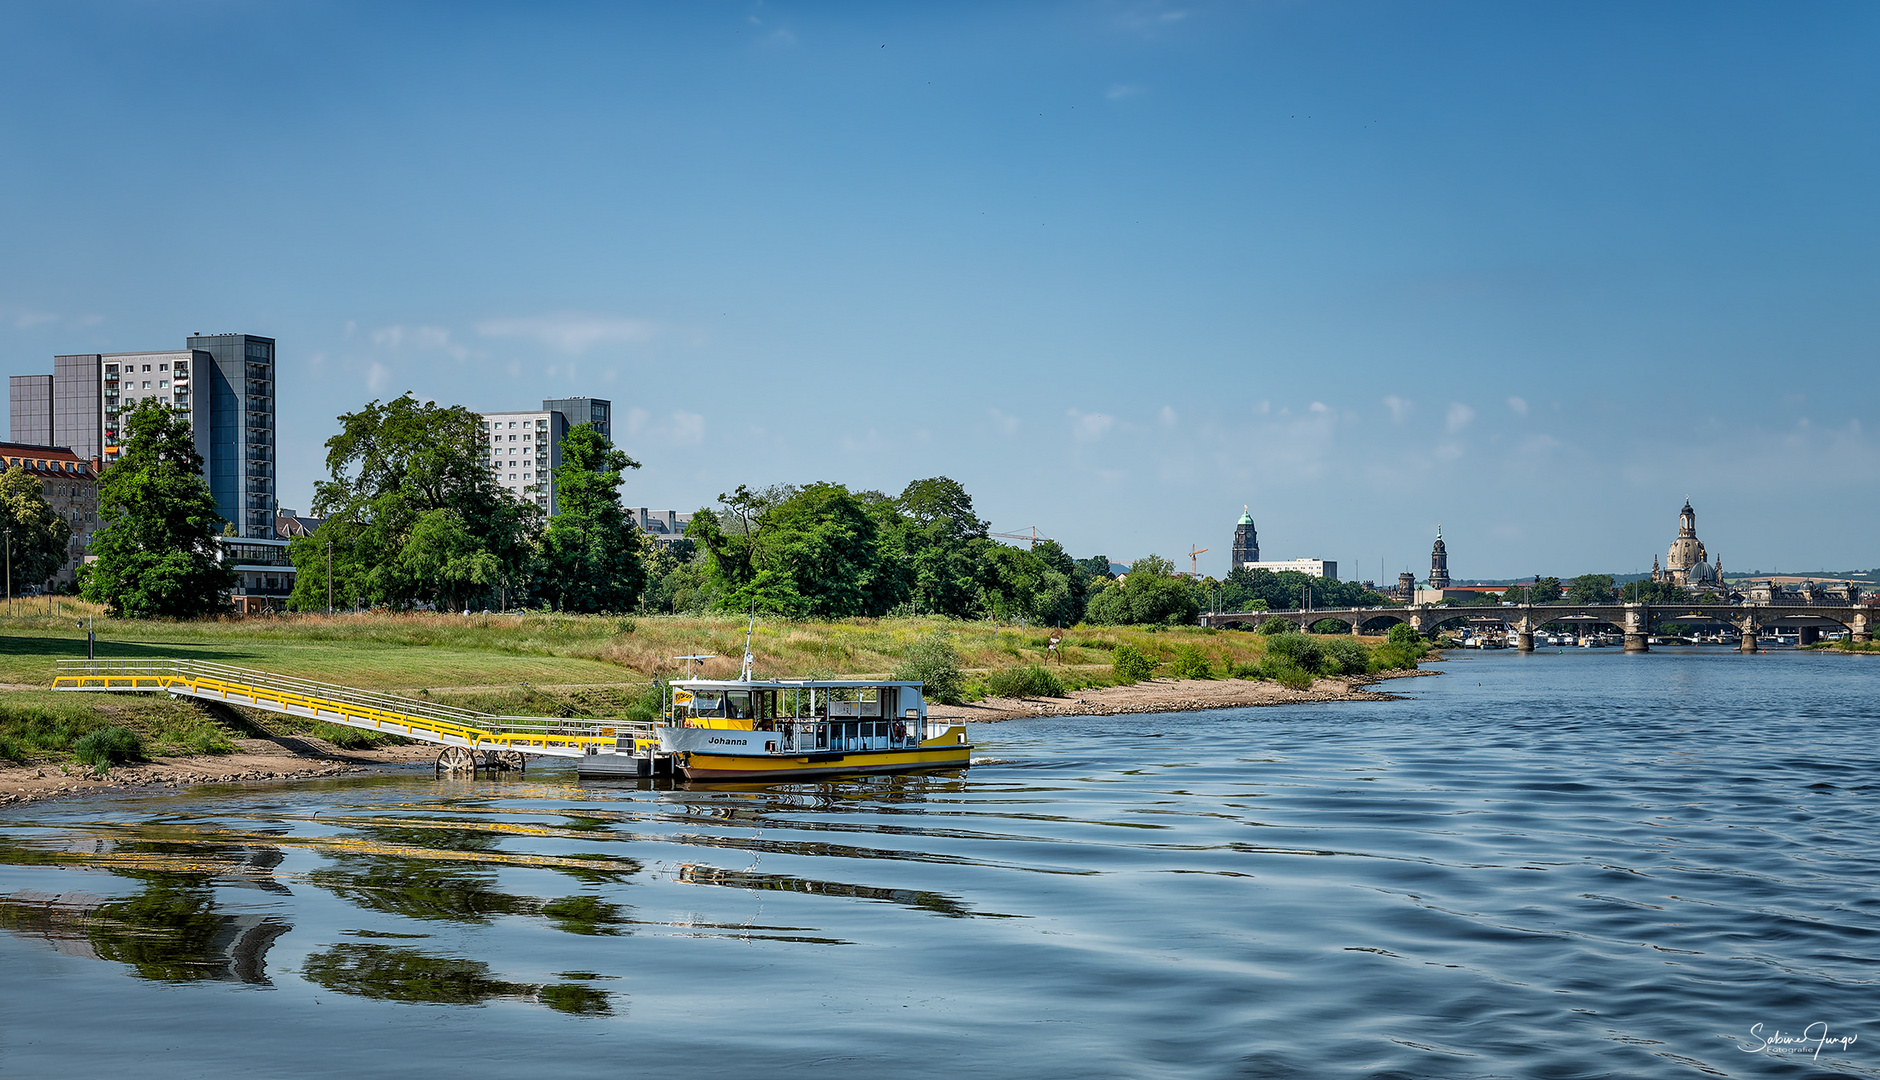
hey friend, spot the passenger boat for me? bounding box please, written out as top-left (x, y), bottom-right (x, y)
top-left (655, 677), bottom-right (971, 781)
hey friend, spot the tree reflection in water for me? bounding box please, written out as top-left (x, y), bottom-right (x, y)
top-left (302, 943), bottom-right (612, 1015)
top-left (0, 876), bottom-right (290, 985)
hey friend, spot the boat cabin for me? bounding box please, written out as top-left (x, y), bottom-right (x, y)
top-left (668, 679), bottom-right (932, 752)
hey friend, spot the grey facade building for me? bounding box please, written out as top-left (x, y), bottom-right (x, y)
top-left (542, 397), bottom-right (611, 441)
top-left (479, 397), bottom-right (613, 516)
top-left (7, 333), bottom-right (277, 539)
top-left (8, 375), bottom-right (52, 445)
top-left (184, 334), bottom-right (276, 538)
top-left (54, 354), bottom-right (102, 462)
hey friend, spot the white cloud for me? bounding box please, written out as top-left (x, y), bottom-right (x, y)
top-left (366, 362), bottom-right (391, 393)
top-left (1106, 83), bottom-right (1145, 100)
top-left (1446, 402), bottom-right (1475, 433)
top-left (1158, 405), bottom-right (1179, 426)
top-left (1384, 395), bottom-right (1412, 422)
top-left (989, 407), bottom-right (1021, 436)
top-left (626, 407), bottom-right (705, 446)
top-left (1309, 401), bottom-right (1330, 414)
top-left (1507, 396), bottom-right (1528, 416)
top-left (475, 313), bottom-right (656, 354)
top-left (1069, 409), bottom-right (1115, 442)
top-left (370, 324), bottom-right (468, 360)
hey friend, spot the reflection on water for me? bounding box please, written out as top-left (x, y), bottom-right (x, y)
top-left (0, 884), bottom-right (288, 984)
top-left (1, 650), bottom-right (1878, 1078)
top-left (302, 943), bottom-right (613, 1015)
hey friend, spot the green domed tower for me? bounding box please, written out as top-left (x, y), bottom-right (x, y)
top-left (1232, 507), bottom-right (1259, 568)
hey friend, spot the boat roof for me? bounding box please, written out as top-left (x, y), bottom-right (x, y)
top-left (671, 679), bottom-right (924, 690)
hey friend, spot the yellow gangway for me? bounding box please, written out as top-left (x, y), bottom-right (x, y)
top-left (52, 659), bottom-right (653, 770)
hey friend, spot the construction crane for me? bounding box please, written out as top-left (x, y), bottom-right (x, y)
top-left (989, 526), bottom-right (1053, 548)
top-left (1188, 546), bottom-right (1210, 577)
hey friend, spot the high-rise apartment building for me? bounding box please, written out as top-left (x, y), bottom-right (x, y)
top-left (7, 333), bottom-right (277, 539)
top-left (479, 397), bottom-right (612, 516)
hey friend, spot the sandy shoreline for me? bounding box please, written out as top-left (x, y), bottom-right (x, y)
top-left (0, 669), bottom-right (1436, 807)
top-left (928, 668), bottom-right (1437, 723)
top-left (0, 737), bottom-right (441, 808)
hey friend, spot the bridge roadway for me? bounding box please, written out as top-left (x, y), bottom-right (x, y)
top-left (1199, 601), bottom-right (1875, 652)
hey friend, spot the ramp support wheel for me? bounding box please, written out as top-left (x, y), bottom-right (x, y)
top-left (435, 746), bottom-right (478, 776)
top-left (496, 750), bottom-right (527, 773)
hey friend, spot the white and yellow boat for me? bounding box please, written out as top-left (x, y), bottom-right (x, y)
top-left (656, 678), bottom-right (971, 781)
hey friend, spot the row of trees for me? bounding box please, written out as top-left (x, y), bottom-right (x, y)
top-left (65, 392), bottom-right (1393, 624)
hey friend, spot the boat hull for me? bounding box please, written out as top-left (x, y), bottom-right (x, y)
top-left (675, 744), bottom-right (972, 781)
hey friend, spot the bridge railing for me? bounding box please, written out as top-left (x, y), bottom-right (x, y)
top-left (52, 659), bottom-right (654, 755)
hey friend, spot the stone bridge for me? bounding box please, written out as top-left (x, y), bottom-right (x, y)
top-left (1198, 602), bottom-right (1875, 652)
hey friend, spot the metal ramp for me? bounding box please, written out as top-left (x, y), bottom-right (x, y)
top-left (52, 659), bottom-right (658, 774)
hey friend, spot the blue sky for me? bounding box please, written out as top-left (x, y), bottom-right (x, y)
top-left (3, 1), bottom-right (1876, 580)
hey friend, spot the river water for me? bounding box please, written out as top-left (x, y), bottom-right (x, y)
top-left (1, 648), bottom-right (1875, 1078)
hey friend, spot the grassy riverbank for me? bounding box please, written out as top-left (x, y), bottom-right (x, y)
top-left (0, 606), bottom-right (1418, 768)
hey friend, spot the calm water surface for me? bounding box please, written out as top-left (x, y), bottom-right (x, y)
top-left (2, 649), bottom-right (1876, 1078)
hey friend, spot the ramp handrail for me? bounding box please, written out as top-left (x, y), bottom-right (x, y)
top-left (53, 659), bottom-right (655, 757)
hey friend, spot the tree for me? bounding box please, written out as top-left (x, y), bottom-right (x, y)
top-left (1566, 574), bottom-right (1617, 605)
top-left (0, 466), bottom-right (72, 592)
top-left (81, 401), bottom-right (234, 617)
top-left (1504, 576), bottom-right (1562, 605)
top-left (292, 394), bottom-right (537, 611)
top-left (1084, 554), bottom-right (1200, 625)
top-left (541, 424), bottom-right (645, 612)
top-left (893, 477), bottom-right (987, 617)
top-left (690, 483), bottom-right (888, 617)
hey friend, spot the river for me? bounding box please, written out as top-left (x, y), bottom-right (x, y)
top-left (1, 647), bottom-right (1874, 1078)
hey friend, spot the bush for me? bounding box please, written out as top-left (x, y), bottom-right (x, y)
top-left (72, 727), bottom-right (144, 770)
top-left (1319, 637), bottom-right (1371, 676)
top-left (0, 737), bottom-right (25, 764)
top-left (1387, 623), bottom-right (1422, 647)
top-left (1370, 642), bottom-right (1424, 672)
top-left (1259, 616), bottom-right (1294, 635)
top-left (893, 629), bottom-right (965, 705)
top-left (1257, 658), bottom-right (1316, 690)
top-left (1111, 642), bottom-right (1157, 683)
top-left (984, 664), bottom-right (1067, 699)
top-left (1264, 632), bottom-right (1323, 672)
top-left (1168, 644), bottom-right (1215, 680)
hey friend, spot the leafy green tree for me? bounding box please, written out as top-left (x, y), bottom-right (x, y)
top-left (1566, 574), bottom-right (1617, 605)
top-left (541, 424), bottom-right (645, 612)
top-left (691, 482), bottom-right (887, 617)
top-left (1620, 578), bottom-right (1691, 605)
top-left (893, 477), bottom-right (988, 617)
top-left (1503, 576), bottom-right (1562, 605)
top-left (81, 402), bottom-right (234, 617)
top-left (292, 394), bottom-right (537, 611)
top-left (0, 466), bottom-right (72, 592)
top-left (891, 629), bottom-right (965, 704)
top-left (1084, 555), bottom-right (1201, 625)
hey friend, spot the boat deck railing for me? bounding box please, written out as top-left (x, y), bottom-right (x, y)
top-left (52, 659), bottom-right (653, 758)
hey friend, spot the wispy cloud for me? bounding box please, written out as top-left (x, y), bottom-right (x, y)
top-left (1446, 402), bottom-right (1475, 433)
top-left (370, 324), bottom-right (469, 360)
top-left (475, 313), bottom-right (656, 354)
top-left (1069, 409), bottom-right (1115, 442)
top-left (1106, 83), bottom-right (1146, 100)
top-left (366, 362), bottom-right (391, 393)
top-left (1507, 396), bottom-right (1528, 416)
top-left (989, 407), bottom-right (1021, 436)
top-left (1383, 395), bottom-right (1412, 422)
top-left (626, 407), bottom-right (706, 446)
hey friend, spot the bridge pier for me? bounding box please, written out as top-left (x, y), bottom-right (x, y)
top-left (1739, 626), bottom-right (1758, 653)
top-left (1799, 626), bottom-right (1820, 646)
top-left (1623, 603), bottom-right (1648, 652)
top-left (1516, 632), bottom-right (1534, 652)
top-left (1854, 613), bottom-right (1872, 644)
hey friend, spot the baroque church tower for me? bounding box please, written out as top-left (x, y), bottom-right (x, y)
top-left (1428, 526), bottom-right (1451, 590)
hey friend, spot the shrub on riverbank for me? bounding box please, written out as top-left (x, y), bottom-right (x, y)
top-left (1111, 643), bottom-right (1157, 683)
top-left (983, 664), bottom-right (1067, 699)
top-left (72, 726), bottom-right (144, 770)
top-left (1168, 644), bottom-right (1215, 680)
